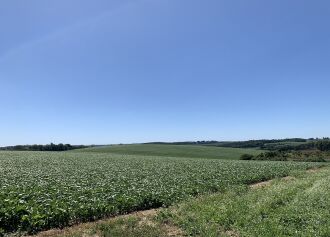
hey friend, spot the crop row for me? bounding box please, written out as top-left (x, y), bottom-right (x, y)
top-left (0, 151), bottom-right (322, 234)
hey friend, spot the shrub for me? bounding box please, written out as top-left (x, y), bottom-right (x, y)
top-left (255, 151), bottom-right (288, 161)
top-left (240, 154), bottom-right (254, 160)
top-left (300, 157), bottom-right (326, 162)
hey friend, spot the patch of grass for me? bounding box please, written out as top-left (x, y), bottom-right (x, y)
top-left (74, 144), bottom-right (262, 160)
top-left (81, 217), bottom-right (166, 237)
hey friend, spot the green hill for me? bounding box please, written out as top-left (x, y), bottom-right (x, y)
top-left (75, 144), bottom-right (262, 160)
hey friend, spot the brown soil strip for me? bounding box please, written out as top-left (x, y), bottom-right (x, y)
top-left (250, 166), bottom-right (323, 189)
top-left (306, 167), bottom-right (322, 173)
top-left (32, 208), bottom-right (183, 237)
top-left (225, 230), bottom-right (240, 237)
top-left (249, 180), bottom-right (272, 189)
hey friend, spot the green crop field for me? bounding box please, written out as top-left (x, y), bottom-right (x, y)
top-left (0, 151), bottom-right (322, 235)
top-left (75, 144), bottom-right (262, 160)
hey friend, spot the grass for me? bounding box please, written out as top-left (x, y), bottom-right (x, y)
top-left (0, 151), bottom-right (321, 235)
top-left (75, 144), bottom-right (262, 160)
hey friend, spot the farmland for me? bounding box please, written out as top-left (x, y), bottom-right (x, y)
top-left (40, 166), bottom-right (330, 237)
top-left (163, 166), bottom-right (330, 236)
top-left (76, 144), bottom-right (262, 159)
top-left (0, 150), bottom-right (323, 235)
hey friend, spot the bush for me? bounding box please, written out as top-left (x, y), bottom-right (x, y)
top-left (315, 141), bottom-right (330, 151)
top-left (240, 154), bottom-right (254, 160)
top-left (254, 151), bottom-right (288, 161)
top-left (300, 157), bottom-right (326, 162)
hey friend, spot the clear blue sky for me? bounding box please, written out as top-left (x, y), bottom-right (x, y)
top-left (1, 0), bottom-right (330, 146)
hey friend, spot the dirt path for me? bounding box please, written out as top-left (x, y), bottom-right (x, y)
top-left (249, 166), bottom-right (324, 190)
top-left (31, 208), bottom-right (183, 237)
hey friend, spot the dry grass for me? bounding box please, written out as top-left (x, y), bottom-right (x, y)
top-left (31, 208), bottom-right (184, 237)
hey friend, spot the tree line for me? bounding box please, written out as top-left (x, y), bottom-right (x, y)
top-left (0, 143), bottom-right (88, 151)
top-left (275, 140), bottom-right (330, 152)
top-left (241, 140), bottom-right (330, 162)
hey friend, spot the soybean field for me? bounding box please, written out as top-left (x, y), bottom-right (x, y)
top-left (0, 151), bottom-right (322, 235)
top-left (76, 144), bottom-right (262, 160)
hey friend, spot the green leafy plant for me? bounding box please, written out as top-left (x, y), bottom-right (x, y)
top-left (0, 151), bottom-right (322, 234)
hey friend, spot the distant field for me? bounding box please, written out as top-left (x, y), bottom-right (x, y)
top-left (0, 151), bottom-right (321, 234)
top-left (75, 144), bottom-right (262, 160)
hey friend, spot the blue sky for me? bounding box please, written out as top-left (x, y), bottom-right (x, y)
top-left (1, 0), bottom-right (330, 146)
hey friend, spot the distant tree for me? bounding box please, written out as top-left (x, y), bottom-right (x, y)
top-left (0, 143), bottom-right (88, 152)
top-left (57, 143), bottom-right (64, 151)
